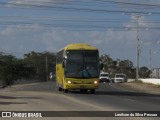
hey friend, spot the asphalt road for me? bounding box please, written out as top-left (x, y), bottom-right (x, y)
top-left (0, 81), bottom-right (159, 120)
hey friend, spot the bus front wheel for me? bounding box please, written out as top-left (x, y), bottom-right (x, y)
top-left (58, 87), bottom-right (62, 91)
top-left (90, 89), bottom-right (95, 94)
top-left (64, 89), bottom-right (68, 93)
top-left (80, 89), bottom-right (87, 93)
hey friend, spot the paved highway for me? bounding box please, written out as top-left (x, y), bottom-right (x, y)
top-left (0, 81), bottom-right (159, 120)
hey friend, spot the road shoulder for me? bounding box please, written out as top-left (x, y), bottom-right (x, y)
top-left (117, 82), bottom-right (160, 95)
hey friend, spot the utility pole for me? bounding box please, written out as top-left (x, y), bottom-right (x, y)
top-left (136, 15), bottom-right (141, 81)
top-left (149, 49), bottom-right (152, 78)
top-left (46, 54), bottom-right (48, 81)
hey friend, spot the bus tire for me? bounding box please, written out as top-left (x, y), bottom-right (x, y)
top-left (58, 87), bottom-right (62, 91)
top-left (90, 89), bottom-right (95, 94)
top-left (80, 89), bottom-right (87, 93)
top-left (64, 89), bottom-right (68, 93)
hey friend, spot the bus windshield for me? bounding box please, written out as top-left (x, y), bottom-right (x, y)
top-left (65, 50), bottom-right (99, 78)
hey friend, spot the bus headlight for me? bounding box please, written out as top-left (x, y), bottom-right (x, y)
top-left (67, 81), bottom-right (72, 84)
top-left (94, 81), bottom-right (98, 84)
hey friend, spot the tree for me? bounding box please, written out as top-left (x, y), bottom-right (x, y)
top-left (14, 59), bottom-right (35, 79)
top-left (0, 54), bottom-right (18, 85)
top-left (23, 51), bottom-right (56, 81)
top-left (0, 51), bottom-right (56, 86)
top-left (116, 60), bottom-right (135, 78)
top-left (100, 54), bottom-right (113, 70)
top-left (139, 66), bottom-right (150, 78)
top-left (100, 54), bottom-right (136, 78)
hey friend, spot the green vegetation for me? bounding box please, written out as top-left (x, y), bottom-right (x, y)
top-left (0, 51), bottom-right (56, 86)
top-left (23, 51), bottom-right (56, 81)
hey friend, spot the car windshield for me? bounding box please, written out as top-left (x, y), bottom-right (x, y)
top-left (100, 74), bottom-right (108, 77)
top-left (116, 75), bottom-right (124, 78)
top-left (65, 50), bottom-right (99, 78)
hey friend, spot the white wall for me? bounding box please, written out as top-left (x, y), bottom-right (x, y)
top-left (140, 78), bottom-right (160, 85)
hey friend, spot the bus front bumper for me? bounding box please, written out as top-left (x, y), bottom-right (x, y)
top-left (64, 83), bottom-right (99, 90)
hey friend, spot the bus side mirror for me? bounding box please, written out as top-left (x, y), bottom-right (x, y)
top-left (62, 58), bottom-right (66, 68)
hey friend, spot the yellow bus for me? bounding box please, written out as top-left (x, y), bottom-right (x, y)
top-left (56, 43), bottom-right (101, 94)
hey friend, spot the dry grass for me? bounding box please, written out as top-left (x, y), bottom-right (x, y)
top-left (118, 81), bottom-right (160, 94)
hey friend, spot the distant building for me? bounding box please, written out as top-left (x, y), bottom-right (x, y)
top-left (152, 68), bottom-right (160, 78)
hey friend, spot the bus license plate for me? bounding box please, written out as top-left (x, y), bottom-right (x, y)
top-left (80, 85), bottom-right (86, 88)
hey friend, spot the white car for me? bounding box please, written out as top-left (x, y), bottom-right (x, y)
top-left (99, 72), bottom-right (110, 83)
top-left (114, 74), bottom-right (127, 83)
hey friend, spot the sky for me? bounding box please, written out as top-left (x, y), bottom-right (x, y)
top-left (0, 0), bottom-right (160, 68)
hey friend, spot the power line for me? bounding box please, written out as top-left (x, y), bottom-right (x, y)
top-left (1, 15), bottom-right (160, 24)
top-left (1, 1), bottom-right (160, 15)
top-left (5, 0), bottom-right (160, 7)
top-left (0, 1), bottom-right (160, 31)
top-left (0, 15), bottom-right (160, 31)
top-left (92, 0), bottom-right (160, 7)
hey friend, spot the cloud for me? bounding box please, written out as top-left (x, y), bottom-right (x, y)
top-left (9, 0), bottom-right (55, 4)
top-left (0, 25), bottom-right (102, 55)
top-left (8, 0), bottom-right (71, 6)
top-left (0, 24), bottom-right (45, 54)
top-left (0, 23), bottom-right (142, 59)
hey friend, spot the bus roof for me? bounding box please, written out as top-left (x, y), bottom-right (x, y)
top-left (63, 43), bottom-right (98, 51)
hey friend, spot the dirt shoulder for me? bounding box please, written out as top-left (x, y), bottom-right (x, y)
top-left (118, 82), bottom-right (160, 95)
